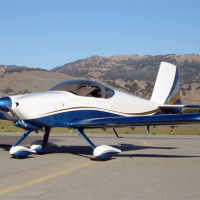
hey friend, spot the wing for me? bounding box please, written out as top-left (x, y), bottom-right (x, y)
top-left (70, 113), bottom-right (200, 129)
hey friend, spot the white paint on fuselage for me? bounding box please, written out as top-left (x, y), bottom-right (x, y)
top-left (7, 89), bottom-right (158, 121)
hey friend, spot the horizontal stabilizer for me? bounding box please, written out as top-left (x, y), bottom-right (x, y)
top-left (158, 105), bottom-right (200, 109)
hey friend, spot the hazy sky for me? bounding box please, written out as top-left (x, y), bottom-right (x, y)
top-left (0, 0), bottom-right (200, 70)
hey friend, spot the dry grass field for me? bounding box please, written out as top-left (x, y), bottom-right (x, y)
top-left (0, 120), bottom-right (199, 135)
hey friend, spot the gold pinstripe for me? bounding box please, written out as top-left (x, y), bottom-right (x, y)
top-left (39, 106), bottom-right (161, 117)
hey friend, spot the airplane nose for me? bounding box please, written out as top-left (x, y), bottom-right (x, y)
top-left (0, 97), bottom-right (12, 112)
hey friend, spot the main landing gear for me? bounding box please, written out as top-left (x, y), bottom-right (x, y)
top-left (75, 128), bottom-right (121, 160)
top-left (10, 127), bottom-right (56, 158)
top-left (10, 127), bottom-right (121, 160)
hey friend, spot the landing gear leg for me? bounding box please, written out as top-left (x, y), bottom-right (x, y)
top-left (75, 128), bottom-right (96, 149)
top-left (43, 127), bottom-right (51, 148)
top-left (75, 128), bottom-right (121, 160)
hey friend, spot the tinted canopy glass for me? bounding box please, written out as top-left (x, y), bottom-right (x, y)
top-left (49, 79), bottom-right (115, 99)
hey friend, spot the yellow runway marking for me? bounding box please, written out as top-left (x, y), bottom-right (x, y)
top-left (139, 140), bottom-right (153, 146)
top-left (138, 139), bottom-right (170, 147)
top-left (0, 161), bottom-right (94, 195)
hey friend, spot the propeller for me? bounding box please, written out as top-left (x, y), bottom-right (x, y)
top-left (7, 106), bottom-right (26, 126)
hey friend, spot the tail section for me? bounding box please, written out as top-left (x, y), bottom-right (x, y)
top-left (151, 62), bottom-right (181, 105)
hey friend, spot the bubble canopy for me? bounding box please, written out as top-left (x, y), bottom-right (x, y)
top-left (49, 79), bottom-right (115, 99)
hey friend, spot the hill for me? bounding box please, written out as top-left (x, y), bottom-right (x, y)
top-left (52, 54), bottom-right (200, 83)
top-left (52, 54), bottom-right (200, 104)
top-left (0, 70), bottom-right (73, 96)
top-left (0, 54), bottom-right (200, 104)
top-left (0, 65), bottom-right (28, 72)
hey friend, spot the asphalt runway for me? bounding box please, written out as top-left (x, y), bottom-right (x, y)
top-left (0, 132), bottom-right (200, 200)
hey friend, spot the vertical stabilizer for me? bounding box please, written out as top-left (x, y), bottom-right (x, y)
top-left (151, 62), bottom-right (181, 105)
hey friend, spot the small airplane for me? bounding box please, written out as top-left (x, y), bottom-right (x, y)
top-left (0, 62), bottom-right (200, 159)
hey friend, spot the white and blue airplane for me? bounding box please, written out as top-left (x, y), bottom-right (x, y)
top-left (0, 62), bottom-right (200, 159)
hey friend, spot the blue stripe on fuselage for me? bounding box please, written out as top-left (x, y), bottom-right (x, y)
top-left (25, 110), bottom-right (121, 128)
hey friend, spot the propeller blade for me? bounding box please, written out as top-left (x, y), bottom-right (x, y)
top-left (7, 106), bottom-right (26, 127)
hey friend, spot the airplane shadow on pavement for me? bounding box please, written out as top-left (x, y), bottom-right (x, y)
top-left (0, 143), bottom-right (200, 160)
top-left (44, 143), bottom-right (200, 160)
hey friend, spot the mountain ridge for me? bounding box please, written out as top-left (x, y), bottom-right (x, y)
top-left (52, 54), bottom-right (200, 83)
top-left (0, 54), bottom-right (200, 104)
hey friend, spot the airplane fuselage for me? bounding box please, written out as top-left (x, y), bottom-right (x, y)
top-left (2, 89), bottom-right (158, 128)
